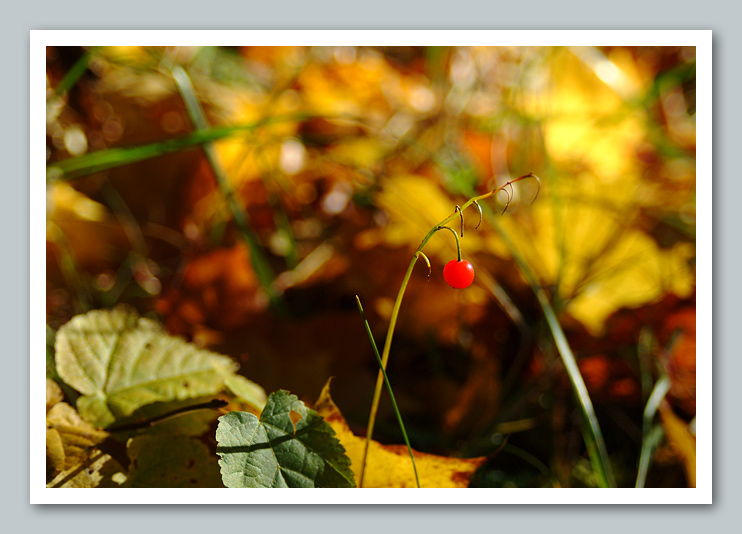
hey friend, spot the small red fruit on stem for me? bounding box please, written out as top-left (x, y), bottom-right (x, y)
top-left (443, 259), bottom-right (475, 289)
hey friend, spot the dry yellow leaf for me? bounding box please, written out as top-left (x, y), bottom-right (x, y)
top-left (46, 402), bottom-right (109, 474)
top-left (47, 449), bottom-right (127, 488)
top-left (315, 382), bottom-right (487, 488)
top-left (46, 378), bottom-right (63, 413)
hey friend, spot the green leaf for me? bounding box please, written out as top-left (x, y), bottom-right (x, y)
top-left (216, 390), bottom-right (355, 488)
top-left (55, 306), bottom-right (237, 428)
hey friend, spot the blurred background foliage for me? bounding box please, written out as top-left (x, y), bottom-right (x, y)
top-left (45, 45), bottom-right (696, 488)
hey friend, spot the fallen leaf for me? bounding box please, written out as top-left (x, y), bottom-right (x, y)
top-left (315, 381), bottom-right (488, 488)
top-left (46, 402), bottom-right (109, 474)
top-left (216, 390), bottom-right (355, 488)
top-left (46, 378), bottom-right (63, 413)
top-left (126, 434), bottom-right (223, 488)
top-left (55, 306), bottom-right (238, 427)
top-left (46, 449), bottom-right (127, 488)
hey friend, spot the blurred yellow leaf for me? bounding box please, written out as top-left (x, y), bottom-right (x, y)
top-left (659, 403), bottom-right (696, 488)
top-left (328, 137), bottom-right (386, 169)
top-left (529, 48), bottom-right (646, 182)
top-left (363, 175), bottom-right (486, 262)
top-left (315, 382), bottom-right (487, 488)
top-left (504, 47), bottom-right (695, 334)
top-left (298, 56), bottom-right (392, 117)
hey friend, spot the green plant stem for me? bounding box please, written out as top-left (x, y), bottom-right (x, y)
top-left (359, 175), bottom-right (535, 487)
top-left (435, 225), bottom-right (462, 260)
top-left (355, 296), bottom-right (420, 488)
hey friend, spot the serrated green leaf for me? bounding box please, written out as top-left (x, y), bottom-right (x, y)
top-left (126, 434), bottom-right (223, 488)
top-left (55, 306), bottom-right (237, 428)
top-left (216, 390), bottom-right (355, 488)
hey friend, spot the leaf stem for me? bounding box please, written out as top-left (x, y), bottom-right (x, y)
top-left (355, 296), bottom-right (420, 488)
top-left (107, 399), bottom-right (228, 433)
top-left (435, 225), bottom-right (462, 261)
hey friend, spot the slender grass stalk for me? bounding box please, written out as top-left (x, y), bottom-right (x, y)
top-left (484, 207), bottom-right (615, 488)
top-left (636, 375), bottom-right (671, 488)
top-left (355, 296), bottom-right (420, 488)
top-left (359, 174), bottom-right (538, 487)
top-left (170, 64), bottom-right (280, 307)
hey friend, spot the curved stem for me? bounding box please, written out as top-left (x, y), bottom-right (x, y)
top-left (455, 206), bottom-right (464, 237)
top-left (436, 226), bottom-right (462, 261)
top-left (359, 252), bottom-right (422, 486)
top-left (359, 174), bottom-right (537, 486)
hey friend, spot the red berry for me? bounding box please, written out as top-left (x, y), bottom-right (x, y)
top-left (443, 259), bottom-right (475, 289)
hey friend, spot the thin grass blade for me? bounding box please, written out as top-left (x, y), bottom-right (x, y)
top-left (355, 296), bottom-right (420, 488)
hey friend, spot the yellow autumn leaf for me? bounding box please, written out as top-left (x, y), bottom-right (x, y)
top-left (47, 449), bottom-right (127, 488)
top-left (46, 378), bottom-right (63, 413)
top-left (501, 47), bottom-right (695, 334)
top-left (315, 382), bottom-right (487, 488)
top-left (46, 401), bottom-right (109, 474)
top-left (526, 48), bottom-right (646, 182)
top-left (298, 56), bottom-right (393, 117)
top-left (358, 175), bottom-right (486, 262)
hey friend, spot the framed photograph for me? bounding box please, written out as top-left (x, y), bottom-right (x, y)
top-left (33, 30), bottom-right (711, 504)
